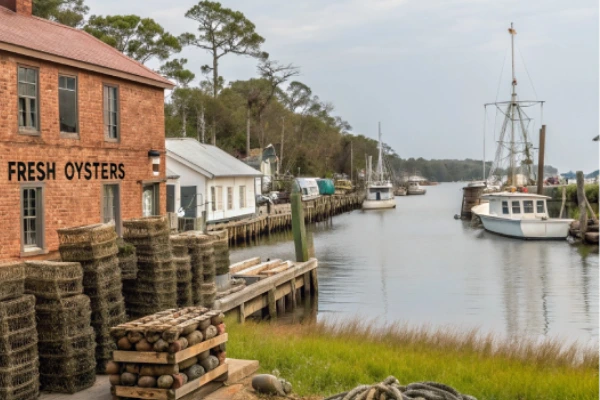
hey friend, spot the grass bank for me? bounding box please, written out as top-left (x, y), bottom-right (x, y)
top-left (226, 318), bottom-right (598, 400)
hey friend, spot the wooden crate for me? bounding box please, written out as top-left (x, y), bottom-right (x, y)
top-left (112, 333), bottom-right (228, 364)
top-left (114, 363), bottom-right (228, 400)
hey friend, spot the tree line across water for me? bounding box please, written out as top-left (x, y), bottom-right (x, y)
top-left (32, 0), bottom-right (559, 182)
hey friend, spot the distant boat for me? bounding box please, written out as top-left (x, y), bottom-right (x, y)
top-left (363, 123), bottom-right (396, 210)
top-left (394, 186), bottom-right (407, 196)
top-left (295, 178), bottom-right (320, 201)
top-left (407, 180), bottom-right (426, 195)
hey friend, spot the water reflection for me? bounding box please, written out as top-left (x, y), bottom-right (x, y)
top-left (230, 183), bottom-right (599, 342)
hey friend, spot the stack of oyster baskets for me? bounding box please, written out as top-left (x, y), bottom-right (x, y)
top-left (25, 261), bottom-right (96, 393)
top-left (57, 222), bottom-right (126, 374)
top-left (122, 216), bottom-right (177, 319)
top-left (0, 262), bottom-right (39, 400)
top-left (170, 235), bottom-right (194, 308)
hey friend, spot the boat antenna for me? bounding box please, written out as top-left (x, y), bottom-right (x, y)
top-left (377, 122), bottom-right (384, 181)
top-left (509, 22), bottom-right (517, 187)
top-left (482, 105), bottom-right (487, 181)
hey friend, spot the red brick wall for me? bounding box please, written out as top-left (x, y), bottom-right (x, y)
top-left (0, 51), bottom-right (166, 260)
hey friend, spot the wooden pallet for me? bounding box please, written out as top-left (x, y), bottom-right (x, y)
top-left (114, 363), bottom-right (228, 400)
top-left (112, 333), bottom-right (228, 364)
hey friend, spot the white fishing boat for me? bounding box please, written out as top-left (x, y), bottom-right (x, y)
top-left (472, 23), bottom-right (573, 239)
top-left (363, 123), bottom-right (396, 210)
top-left (472, 193), bottom-right (572, 239)
top-left (407, 179), bottom-right (426, 195)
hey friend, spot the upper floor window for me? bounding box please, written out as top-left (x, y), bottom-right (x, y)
top-left (103, 85), bottom-right (119, 140)
top-left (227, 187), bottom-right (233, 210)
top-left (59, 75), bottom-right (78, 134)
top-left (239, 186), bottom-right (246, 208)
top-left (18, 66), bottom-right (39, 132)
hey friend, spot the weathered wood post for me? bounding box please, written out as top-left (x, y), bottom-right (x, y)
top-left (559, 186), bottom-right (567, 218)
top-left (291, 185), bottom-right (309, 263)
top-left (537, 125), bottom-right (546, 195)
top-left (576, 171), bottom-right (588, 236)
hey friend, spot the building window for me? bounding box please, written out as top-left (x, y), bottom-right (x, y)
top-left (502, 201), bottom-right (509, 214)
top-left (58, 75), bottom-right (78, 134)
top-left (523, 200), bottom-right (534, 213)
top-left (215, 186), bottom-right (223, 211)
top-left (103, 85), bottom-right (119, 140)
top-left (239, 186), bottom-right (246, 208)
top-left (537, 200), bottom-right (545, 214)
top-left (211, 187), bottom-right (216, 212)
top-left (227, 187), bottom-right (233, 210)
top-left (142, 183), bottom-right (159, 217)
top-left (511, 201), bottom-right (521, 214)
top-left (21, 186), bottom-right (44, 251)
top-left (18, 66), bottom-right (39, 132)
top-left (167, 184), bottom-right (175, 213)
top-left (102, 184), bottom-right (121, 235)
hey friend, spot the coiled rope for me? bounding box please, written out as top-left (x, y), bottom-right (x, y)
top-left (324, 376), bottom-right (477, 400)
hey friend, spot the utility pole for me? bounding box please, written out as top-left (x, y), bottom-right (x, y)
top-left (537, 125), bottom-right (546, 194)
top-left (280, 116), bottom-right (285, 174)
top-left (350, 141), bottom-right (353, 182)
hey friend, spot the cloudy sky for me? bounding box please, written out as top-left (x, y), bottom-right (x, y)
top-left (88, 0), bottom-right (599, 173)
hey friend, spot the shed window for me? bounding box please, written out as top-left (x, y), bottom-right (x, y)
top-left (502, 201), bottom-right (509, 214)
top-left (21, 186), bottom-right (44, 250)
top-left (523, 200), bottom-right (534, 213)
top-left (537, 200), bottom-right (545, 214)
top-left (18, 66), bottom-right (38, 131)
top-left (239, 186), bottom-right (246, 208)
top-left (103, 85), bottom-right (119, 140)
top-left (216, 187), bottom-right (223, 211)
top-left (227, 187), bottom-right (233, 210)
top-left (211, 187), bottom-right (216, 212)
top-left (511, 201), bottom-right (521, 214)
top-left (59, 75), bottom-right (78, 134)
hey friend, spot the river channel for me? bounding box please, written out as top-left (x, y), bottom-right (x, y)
top-left (230, 182), bottom-right (599, 344)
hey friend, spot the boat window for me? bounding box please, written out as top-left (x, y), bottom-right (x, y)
top-left (380, 188), bottom-right (390, 193)
top-left (302, 188), bottom-right (308, 195)
top-left (502, 201), bottom-right (509, 214)
top-left (511, 201), bottom-right (521, 214)
top-left (537, 200), bottom-right (545, 213)
top-left (523, 200), bottom-right (534, 213)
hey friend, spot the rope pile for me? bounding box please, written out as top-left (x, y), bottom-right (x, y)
top-left (324, 376), bottom-right (477, 400)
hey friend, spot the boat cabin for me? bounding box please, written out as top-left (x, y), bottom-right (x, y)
top-left (366, 182), bottom-right (393, 201)
top-left (483, 193), bottom-right (550, 220)
top-left (295, 178), bottom-right (321, 201)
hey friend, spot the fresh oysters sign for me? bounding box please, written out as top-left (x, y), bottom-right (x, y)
top-left (8, 161), bottom-right (125, 181)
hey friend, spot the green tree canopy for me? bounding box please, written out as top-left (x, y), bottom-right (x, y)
top-left (159, 58), bottom-right (195, 87)
top-left (84, 15), bottom-right (181, 63)
top-left (180, 1), bottom-right (267, 98)
top-left (33, 0), bottom-right (89, 27)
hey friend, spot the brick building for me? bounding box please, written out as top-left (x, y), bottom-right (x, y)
top-left (0, 0), bottom-right (174, 259)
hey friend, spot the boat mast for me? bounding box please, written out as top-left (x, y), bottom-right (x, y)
top-left (509, 22), bottom-right (517, 186)
top-left (377, 122), bottom-right (383, 181)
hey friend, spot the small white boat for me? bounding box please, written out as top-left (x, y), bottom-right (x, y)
top-left (363, 123), bottom-right (396, 210)
top-left (394, 186), bottom-right (407, 196)
top-left (472, 193), bottom-right (573, 239)
top-left (295, 178), bottom-right (320, 201)
top-left (407, 180), bottom-right (426, 195)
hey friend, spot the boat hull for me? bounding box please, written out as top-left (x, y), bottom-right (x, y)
top-left (472, 204), bottom-right (572, 239)
top-left (407, 188), bottom-right (426, 195)
top-left (362, 198), bottom-right (396, 210)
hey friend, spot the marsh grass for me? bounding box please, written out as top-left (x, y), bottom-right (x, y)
top-left (227, 318), bottom-right (599, 399)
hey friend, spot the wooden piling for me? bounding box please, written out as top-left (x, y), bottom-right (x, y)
top-left (537, 125), bottom-right (546, 195)
top-left (267, 289), bottom-right (277, 319)
top-left (291, 191), bottom-right (309, 262)
top-left (577, 171), bottom-right (588, 236)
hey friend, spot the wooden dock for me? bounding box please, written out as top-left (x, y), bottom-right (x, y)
top-left (39, 359), bottom-right (260, 400)
top-left (207, 193), bottom-right (362, 244)
top-left (214, 258), bottom-right (318, 322)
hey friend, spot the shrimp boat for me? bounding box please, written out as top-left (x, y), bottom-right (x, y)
top-left (471, 23), bottom-right (573, 239)
top-left (363, 123), bottom-right (396, 210)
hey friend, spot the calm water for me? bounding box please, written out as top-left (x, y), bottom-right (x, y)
top-left (230, 183), bottom-right (599, 343)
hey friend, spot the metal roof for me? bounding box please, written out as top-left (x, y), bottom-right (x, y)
top-left (166, 138), bottom-right (263, 179)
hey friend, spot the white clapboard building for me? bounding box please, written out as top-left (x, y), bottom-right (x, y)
top-left (166, 138), bottom-right (262, 224)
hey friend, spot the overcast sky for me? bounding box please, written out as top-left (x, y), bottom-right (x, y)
top-left (88, 0), bottom-right (599, 173)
